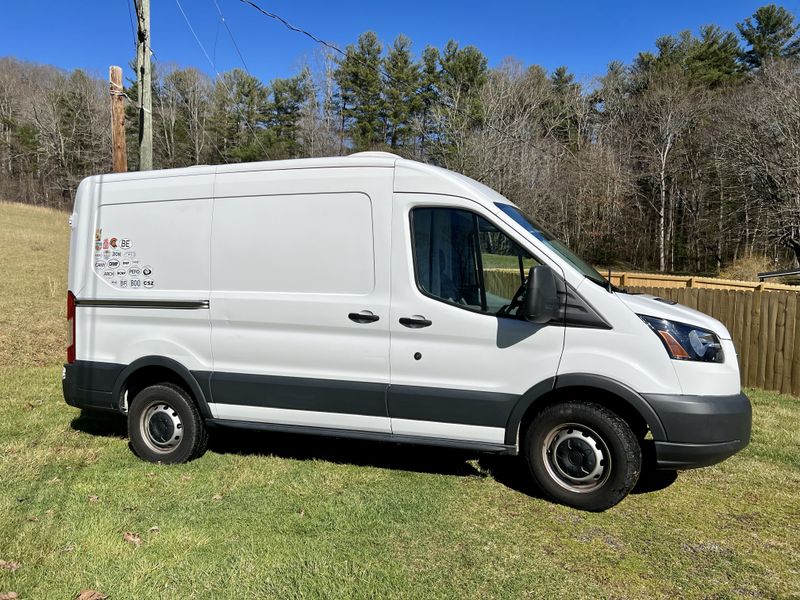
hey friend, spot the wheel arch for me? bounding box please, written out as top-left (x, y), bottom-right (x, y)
top-left (505, 374), bottom-right (667, 446)
top-left (112, 356), bottom-right (212, 418)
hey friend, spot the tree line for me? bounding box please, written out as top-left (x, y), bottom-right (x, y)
top-left (1, 3), bottom-right (800, 275)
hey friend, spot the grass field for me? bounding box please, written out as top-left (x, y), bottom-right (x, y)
top-left (1, 201), bottom-right (799, 599)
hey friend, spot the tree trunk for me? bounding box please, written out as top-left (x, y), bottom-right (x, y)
top-left (658, 169), bottom-right (667, 272)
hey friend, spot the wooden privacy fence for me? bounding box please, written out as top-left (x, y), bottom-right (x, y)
top-left (486, 269), bottom-right (800, 396)
top-left (608, 271), bottom-right (798, 292)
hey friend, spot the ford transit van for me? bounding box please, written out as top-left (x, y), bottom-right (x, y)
top-left (63, 152), bottom-right (751, 510)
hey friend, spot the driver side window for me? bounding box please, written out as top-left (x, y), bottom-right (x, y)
top-left (411, 207), bottom-right (539, 315)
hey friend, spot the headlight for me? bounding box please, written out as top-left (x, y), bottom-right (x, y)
top-left (638, 315), bottom-right (724, 363)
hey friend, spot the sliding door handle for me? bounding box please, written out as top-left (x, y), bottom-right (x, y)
top-left (399, 316), bottom-right (432, 329)
top-left (349, 311), bottom-right (380, 324)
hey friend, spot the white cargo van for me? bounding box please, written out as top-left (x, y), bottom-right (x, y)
top-left (63, 152), bottom-right (751, 510)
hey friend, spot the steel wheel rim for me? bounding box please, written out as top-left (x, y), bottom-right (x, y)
top-left (140, 401), bottom-right (183, 454)
top-left (541, 423), bottom-right (611, 493)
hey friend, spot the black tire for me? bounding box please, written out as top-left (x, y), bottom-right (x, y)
top-left (128, 383), bottom-right (208, 464)
top-left (523, 401), bottom-right (641, 511)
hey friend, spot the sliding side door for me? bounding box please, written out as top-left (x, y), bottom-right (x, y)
top-left (208, 166), bottom-right (393, 434)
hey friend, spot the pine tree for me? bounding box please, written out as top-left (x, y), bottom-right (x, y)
top-left (417, 46), bottom-right (442, 153)
top-left (634, 31), bottom-right (695, 76)
top-left (383, 35), bottom-right (421, 149)
top-left (334, 31), bottom-right (385, 151)
top-left (633, 27), bottom-right (744, 89)
top-left (686, 25), bottom-right (744, 87)
top-left (738, 4), bottom-right (800, 68)
top-left (439, 40), bottom-right (487, 124)
top-left (209, 68), bottom-right (269, 163)
top-left (549, 66), bottom-right (581, 146)
top-left (550, 65), bottom-right (579, 94)
top-left (268, 72), bottom-right (308, 158)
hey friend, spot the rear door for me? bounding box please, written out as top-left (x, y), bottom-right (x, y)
top-left (208, 166), bottom-right (393, 433)
top-left (388, 194), bottom-right (565, 446)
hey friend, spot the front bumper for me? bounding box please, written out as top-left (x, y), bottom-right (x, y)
top-left (644, 392), bottom-right (752, 469)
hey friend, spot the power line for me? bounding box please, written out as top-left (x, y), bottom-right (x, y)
top-left (212, 0), bottom-right (251, 74)
top-left (127, 2), bottom-right (229, 165)
top-left (149, 52), bottom-right (230, 165)
top-left (125, 0), bottom-right (137, 51)
top-left (238, 0), bottom-right (349, 59)
top-left (236, 0), bottom-right (545, 151)
top-left (174, 0), bottom-right (271, 160)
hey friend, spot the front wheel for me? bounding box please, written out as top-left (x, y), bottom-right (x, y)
top-left (128, 383), bottom-right (208, 464)
top-left (524, 401), bottom-right (641, 511)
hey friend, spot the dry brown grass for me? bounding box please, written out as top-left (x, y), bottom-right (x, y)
top-left (719, 255), bottom-right (777, 282)
top-left (0, 201), bottom-right (69, 367)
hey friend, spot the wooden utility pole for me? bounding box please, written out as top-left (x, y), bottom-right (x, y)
top-left (109, 66), bottom-right (127, 173)
top-left (135, 0), bottom-right (152, 170)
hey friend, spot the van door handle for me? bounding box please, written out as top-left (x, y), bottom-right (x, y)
top-left (348, 311), bottom-right (380, 324)
top-left (399, 316), bottom-right (432, 329)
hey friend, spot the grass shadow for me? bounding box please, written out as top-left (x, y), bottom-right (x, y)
top-left (632, 469), bottom-right (679, 494)
top-left (207, 425), bottom-right (489, 478)
top-left (478, 454), bottom-right (549, 500)
top-left (632, 441), bottom-right (679, 494)
top-left (70, 409), bottom-right (127, 438)
top-left (70, 413), bottom-right (677, 499)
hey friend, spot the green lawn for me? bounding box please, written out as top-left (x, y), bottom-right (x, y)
top-left (482, 253), bottom-right (537, 270)
top-left (1, 202), bottom-right (799, 599)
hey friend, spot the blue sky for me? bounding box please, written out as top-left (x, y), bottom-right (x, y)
top-left (3, 0), bottom-right (799, 85)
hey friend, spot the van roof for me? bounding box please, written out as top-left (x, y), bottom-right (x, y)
top-left (94, 153), bottom-right (399, 183)
top-left (89, 153), bottom-right (513, 210)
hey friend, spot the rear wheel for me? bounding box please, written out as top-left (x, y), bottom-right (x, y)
top-left (524, 401), bottom-right (641, 511)
top-left (128, 383), bottom-right (208, 464)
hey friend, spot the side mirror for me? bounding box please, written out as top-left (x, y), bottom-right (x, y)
top-left (522, 265), bottom-right (560, 324)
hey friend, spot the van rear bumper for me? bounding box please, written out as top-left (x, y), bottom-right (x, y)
top-left (63, 361), bottom-right (124, 413)
top-left (643, 392), bottom-right (752, 469)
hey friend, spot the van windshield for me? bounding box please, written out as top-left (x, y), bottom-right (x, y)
top-left (496, 203), bottom-right (609, 288)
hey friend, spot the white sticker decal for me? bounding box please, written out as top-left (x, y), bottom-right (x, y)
top-left (93, 233), bottom-right (155, 289)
